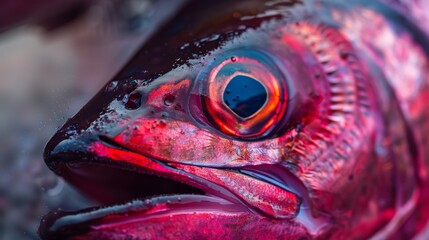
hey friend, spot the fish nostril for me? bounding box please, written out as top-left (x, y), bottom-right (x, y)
top-left (124, 92), bottom-right (142, 110)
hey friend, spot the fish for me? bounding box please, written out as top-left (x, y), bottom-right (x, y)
top-left (38, 0), bottom-right (429, 239)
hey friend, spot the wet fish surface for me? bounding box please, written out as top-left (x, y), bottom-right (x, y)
top-left (39, 0), bottom-right (429, 239)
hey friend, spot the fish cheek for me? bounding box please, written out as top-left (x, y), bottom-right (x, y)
top-left (114, 77), bottom-right (215, 162)
top-left (113, 117), bottom-right (226, 164)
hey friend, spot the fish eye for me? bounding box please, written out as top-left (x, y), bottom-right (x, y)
top-left (196, 49), bottom-right (288, 139)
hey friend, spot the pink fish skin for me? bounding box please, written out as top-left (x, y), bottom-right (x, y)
top-left (39, 0), bottom-right (429, 239)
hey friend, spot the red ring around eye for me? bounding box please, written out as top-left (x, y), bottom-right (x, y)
top-left (203, 54), bottom-right (288, 139)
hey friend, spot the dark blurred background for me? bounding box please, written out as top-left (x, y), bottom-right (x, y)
top-left (0, 0), bottom-right (183, 238)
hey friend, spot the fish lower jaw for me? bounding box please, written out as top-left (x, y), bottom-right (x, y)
top-left (40, 151), bottom-right (252, 239)
top-left (39, 193), bottom-right (251, 240)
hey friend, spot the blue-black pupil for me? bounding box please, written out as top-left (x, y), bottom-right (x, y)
top-left (223, 75), bottom-right (267, 118)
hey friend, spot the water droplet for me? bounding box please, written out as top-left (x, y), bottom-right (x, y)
top-left (163, 94), bottom-right (175, 106)
top-left (130, 79), bottom-right (138, 88)
top-left (66, 130), bottom-right (77, 135)
top-left (181, 43), bottom-right (190, 50)
top-left (230, 57), bottom-right (237, 62)
top-left (106, 81), bottom-right (118, 92)
top-left (122, 94), bottom-right (129, 104)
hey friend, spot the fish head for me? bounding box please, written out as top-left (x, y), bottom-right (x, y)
top-left (43, 30), bottom-right (314, 220)
top-left (40, 1), bottom-right (411, 239)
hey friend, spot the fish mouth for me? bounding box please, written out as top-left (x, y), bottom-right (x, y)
top-left (40, 133), bottom-right (304, 239)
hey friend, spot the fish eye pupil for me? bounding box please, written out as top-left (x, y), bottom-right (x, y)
top-left (222, 75), bottom-right (267, 118)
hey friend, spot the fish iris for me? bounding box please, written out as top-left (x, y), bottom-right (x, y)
top-left (195, 48), bottom-right (288, 139)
